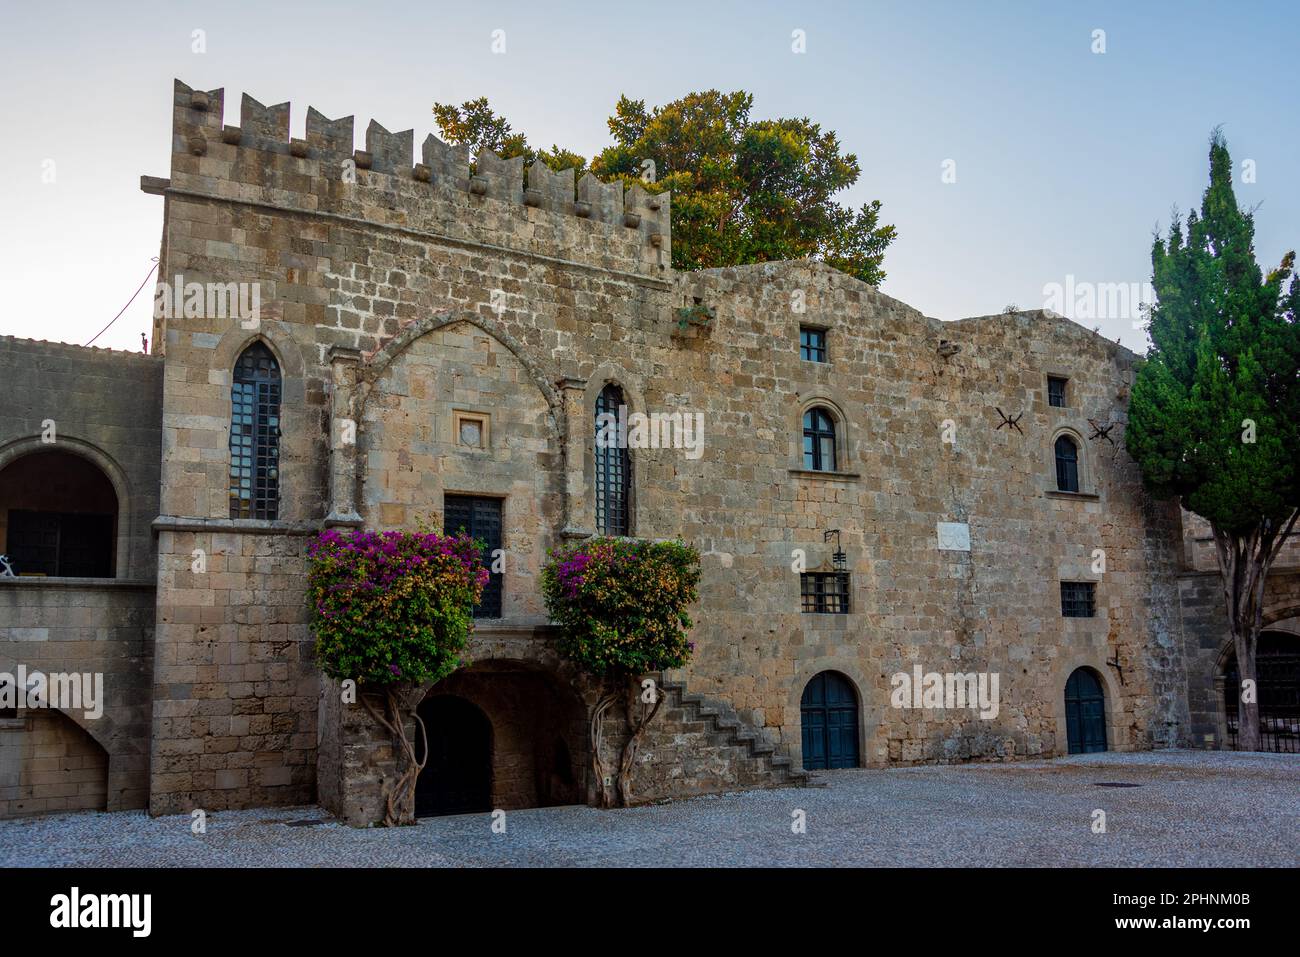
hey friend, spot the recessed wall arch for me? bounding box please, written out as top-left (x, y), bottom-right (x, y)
top-left (1050, 656), bottom-right (1125, 754)
top-left (785, 658), bottom-right (874, 770)
top-left (0, 436), bottom-right (133, 578)
top-left (357, 310), bottom-right (561, 441)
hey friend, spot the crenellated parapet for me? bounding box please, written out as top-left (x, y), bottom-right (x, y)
top-left (167, 80), bottom-right (670, 275)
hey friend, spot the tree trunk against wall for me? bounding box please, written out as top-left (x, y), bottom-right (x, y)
top-left (616, 673), bottom-right (666, 807)
top-left (1211, 508), bottom-right (1299, 751)
top-left (360, 684), bottom-right (430, 826)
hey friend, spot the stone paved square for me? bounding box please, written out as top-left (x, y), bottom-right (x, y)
top-left (1, 751), bottom-right (1294, 868)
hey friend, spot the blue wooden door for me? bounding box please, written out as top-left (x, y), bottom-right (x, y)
top-left (1064, 668), bottom-right (1107, 754)
top-left (801, 672), bottom-right (859, 770)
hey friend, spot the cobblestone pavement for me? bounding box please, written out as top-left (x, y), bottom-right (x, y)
top-left (2, 750), bottom-right (1296, 867)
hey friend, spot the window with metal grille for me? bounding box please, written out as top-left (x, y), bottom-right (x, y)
top-left (1060, 581), bottom-right (1096, 617)
top-left (803, 407), bottom-right (837, 472)
top-left (801, 572), bottom-right (851, 614)
top-left (444, 495), bottom-right (503, 618)
top-left (1054, 434), bottom-right (1080, 492)
top-left (229, 342), bottom-right (282, 520)
top-left (594, 384), bottom-right (630, 535)
top-left (800, 327), bottom-right (827, 363)
top-left (1047, 376), bottom-right (1068, 408)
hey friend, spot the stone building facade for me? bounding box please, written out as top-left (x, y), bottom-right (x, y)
top-left (1, 80), bottom-right (1295, 823)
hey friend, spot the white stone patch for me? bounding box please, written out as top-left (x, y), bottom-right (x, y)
top-left (8, 628), bottom-right (49, 641)
top-left (936, 522), bottom-right (971, 552)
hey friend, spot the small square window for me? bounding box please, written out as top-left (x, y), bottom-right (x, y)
top-left (1047, 376), bottom-right (1068, 408)
top-left (1060, 581), bottom-right (1096, 618)
top-left (800, 327), bottom-right (827, 363)
top-left (452, 410), bottom-right (489, 449)
top-left (801, 572), bottom-right (851, 614)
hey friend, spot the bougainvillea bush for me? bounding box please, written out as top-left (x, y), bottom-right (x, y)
top-left (542, 537), bottom-right (700, 806)
top-left (307, 528), bottom-right (488, 685)
top-left (542, 537), bottom-right (701, 675)
top-left (306, 527), bottom-right (488, 825)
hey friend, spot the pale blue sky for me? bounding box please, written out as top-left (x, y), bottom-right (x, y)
top-left (1, 0), bottom-right (1294, 352)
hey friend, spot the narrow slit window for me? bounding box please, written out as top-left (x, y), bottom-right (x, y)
top-left (594, 384), bottom-right (630, 536)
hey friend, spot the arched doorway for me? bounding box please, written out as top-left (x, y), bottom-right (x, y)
top-left (801, 671), bottom-right (859, 770)
top-left (1064, 668), bottom-right (1107, 754)
top-left (0, 450), bottom-right (118, 578)
top-left (1223, 632), bottom-right (1299, 753)
top-left (414, 696), bottom-right (492, 817)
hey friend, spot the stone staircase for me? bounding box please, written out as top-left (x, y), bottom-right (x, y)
top-left (628, 676), bottom-right (809, 802)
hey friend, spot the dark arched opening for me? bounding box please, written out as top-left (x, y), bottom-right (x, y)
top-left (0, 450), bottom-right (118, 578)
top-left (414, 695), bottom-right (493, 817)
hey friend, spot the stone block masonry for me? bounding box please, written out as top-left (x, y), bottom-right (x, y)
top-left (8, 76), bottom-right (1269, 823)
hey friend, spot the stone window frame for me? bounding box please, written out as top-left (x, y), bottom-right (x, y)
top-left (582, 364), bottom-right (646, 538)
top-left (1045, 426), bottom-right (1096, 499)
top-left (1046, 373), bottom-right (1070, 409)
top-left (1040, 369), bottom-right (1071, 408)
top-left (228, 341), bottom-right (283, 521)
top-left (799, 325), bottom-right (829, 363)
top-left (790, 393), bottom-right (857, 478)
top-left (210, 328), bottom-right (305, 524)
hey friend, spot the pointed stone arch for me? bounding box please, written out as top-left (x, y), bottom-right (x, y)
top-left (357, 310), bottom-right (562, 442)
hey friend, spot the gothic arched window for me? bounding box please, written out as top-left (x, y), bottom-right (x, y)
top-left (1054, 434), bottom-right (1080, 493)
top-left (803, 407), bottom-right (837, 472)
top-left (229, 342), bottom-right (282, 520)
top-left (594, 384), bottom-right (630, 536)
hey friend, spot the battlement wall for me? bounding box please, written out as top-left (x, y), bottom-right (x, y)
top-left (166, 81), bottom-right (670, 284)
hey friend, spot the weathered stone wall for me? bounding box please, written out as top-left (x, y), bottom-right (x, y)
top-left (148, 526), bottom-right (316, 814)
top-left (149, 79), bottom-right (1194, 821)
top-left (0, 338), bottom-right (161, 817)
top-left (0, 709), bottom-right (109, 818)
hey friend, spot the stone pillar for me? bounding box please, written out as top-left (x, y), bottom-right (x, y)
top-left (557, 376), bottom-right (591, 540)
top-left (326, 345), bottom-right (364, 527)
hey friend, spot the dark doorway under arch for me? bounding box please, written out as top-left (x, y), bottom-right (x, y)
top-left (414, 695), bottom-right (492, 817)
top-left (801, 671), bottom-right (859, 770)
top-left (1064, 667), bottom-right (1107, 754)
top-left (1223, 632), bottom-right (1299, 753)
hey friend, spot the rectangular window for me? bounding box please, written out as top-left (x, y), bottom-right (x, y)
top-left (443, 495), bottom-right (503, 619)
top-left (801, 572), bottom-right (851, 614)
top-left (1060, 581), bottom-right (1096, 618)
top-left (5, 510), bottom-right (113, 578)
top-left (1047, 376), bottom-right (1068, 408)
top-left (800, 327), bottom-right (827, 363)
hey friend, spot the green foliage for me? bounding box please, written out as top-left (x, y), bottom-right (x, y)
top-left (541, 538), bottom-right (701, 676)
top-left (432, 91), bottom-right (895, 285)
top-left (306, 528), bottom-right (488, 687)
top-left (1126, 131), bottom-right (1300, 534)
top-left (675, 303), bottom-right (715, 330)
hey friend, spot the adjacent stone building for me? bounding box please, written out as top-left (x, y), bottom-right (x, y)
top-left (1, 80), bottom-right (1295, 823)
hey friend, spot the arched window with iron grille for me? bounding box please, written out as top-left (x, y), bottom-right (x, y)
top-left (1054, 434), bottom-right (1080, 492)
top-left (803, 407), bottom-right (837, 472)
top-left (594, 384), bottom-right (630, 536)
top-left (229, 342), bottom-right (282, 520)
